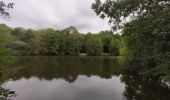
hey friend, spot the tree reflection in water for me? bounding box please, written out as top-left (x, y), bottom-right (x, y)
top-left (0, 86), bottom-right (16, 100)
top-left (0, 56), bottom-right (170, 100)
top-left (121, 75), bottom-right (170, 100)
top-left (0, 56), bottom-right (16, 100)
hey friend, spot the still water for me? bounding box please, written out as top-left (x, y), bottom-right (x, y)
top-left (0, 56), bottom-right (170, 100)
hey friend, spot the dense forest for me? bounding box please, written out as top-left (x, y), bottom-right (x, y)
top-left (0, 24), bottom-right (120, 56)
top-left (92, 0), bottom-right (170, 81)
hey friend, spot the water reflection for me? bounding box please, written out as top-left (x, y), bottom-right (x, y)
top-left (4, 76), bottom-right (125, 100)
top-left (0, 56), bottom-right (170, 100)
top-left (121, 75), bottom-right (170, 100)
top-left (0, 56), bottom-right (16, 100)
top-left (1, 56), bottom-right (122, 82)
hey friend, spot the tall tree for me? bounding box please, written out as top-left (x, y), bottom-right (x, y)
top-left (92, 0), bottom-right (170, 79)
top-left (85, 35), bottom-right (103, 56)
top-left (40, 28), bottom-right (59, 55)
top-left (98, 31), bottom-right (114, 53)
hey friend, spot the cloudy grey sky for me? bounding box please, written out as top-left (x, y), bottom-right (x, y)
top-left (0, 0), bottom-right (110, 33)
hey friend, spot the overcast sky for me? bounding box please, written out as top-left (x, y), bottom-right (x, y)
top-left (0, 0), bottom-right (110, 33)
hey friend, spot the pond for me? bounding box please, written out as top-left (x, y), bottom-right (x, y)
top-left (0, 56), bottom-right (170, 100)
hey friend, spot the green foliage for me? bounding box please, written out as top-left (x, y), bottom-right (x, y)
top-left (131, 6), bottom-right (169, 80)
top-left (63, 33), bottom-right (81, 56)
top-left (0, 24), bottom-right (121, 56)
top-left (0, 48), bottom-right (10, 57)
top-left (7, 29), bottom-right (35, 56)
top-left (92, 0), bottom-right (170, 30)
top-left (85, 35), bottom-right (103, 56)
top-left (11, 28), bottom-right (35, 42)
top-left (0, 24), bottom-right (16, 64)
top-left (40, 28), bottom-right (59, 55)
top-left (109, 38), bottom-right (120, 56)
top-left (11, 27), bottom-right (26, 39)
top-left (20, 29), bottom-right (35, 42)
top-left (121, 14), bottom-right (170, 80)
top-left (55, 29), bottom-right (81, 55)
top-left (10, 41), bottom-right (31, 55)
top-left (0, 24), bottom-right (12, 56)
top-left (0, 24), bottom-right (12, 33)
top-left (98, 31), bottom-right (114, 53)
top-left (92, 0), bottom-right (170, 80)
top-left (29, 33), bottom-right (42, 55)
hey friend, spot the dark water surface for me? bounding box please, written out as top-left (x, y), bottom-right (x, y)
top-left (0, 56), bottom-right (170, 100)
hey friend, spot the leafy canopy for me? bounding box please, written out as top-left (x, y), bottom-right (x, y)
top-left (92, 0), bottom-right (170, 30)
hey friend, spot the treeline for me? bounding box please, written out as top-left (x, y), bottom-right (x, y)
top-left (0, 24), bottom-right (120, 56)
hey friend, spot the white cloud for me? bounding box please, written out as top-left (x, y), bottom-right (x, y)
top-left (0, 0), bottom-right (110, 33)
